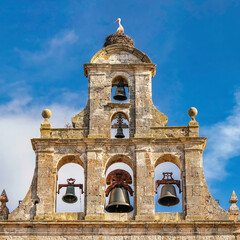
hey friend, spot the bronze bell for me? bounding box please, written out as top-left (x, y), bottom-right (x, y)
top-left (113, 80), bottom-right (127, 101)
top-left (105, 185), bottom-right (133, 213)
top-left (158, 184), bottom-right (180, 207)
top-left (62, 185), bottom-right (78, 204)
top-left (115, 126), bottom-right (125, 138)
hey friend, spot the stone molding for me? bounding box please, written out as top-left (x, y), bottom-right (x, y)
top-left (84, 63), bottom-right (156, 77)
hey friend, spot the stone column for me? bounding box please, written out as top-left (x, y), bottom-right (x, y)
top-left (85, 148), bottom-right (105, 220)
top-left (135, 148), bottom-right (155, 220)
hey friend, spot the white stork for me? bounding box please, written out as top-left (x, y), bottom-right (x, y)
top-left (114, 18), bottom-right (124, 35)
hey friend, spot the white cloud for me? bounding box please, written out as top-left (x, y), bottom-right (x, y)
top-left (2, 90), bottom-right (240, 213)
top-left (0, 96), bottom-right (32, 114)
top-left (16, 30), bottom-right (78, 63)
top-left (0, 96), bottom-right (81, 212)
top-left (202, 90), bottom-right (240, 180)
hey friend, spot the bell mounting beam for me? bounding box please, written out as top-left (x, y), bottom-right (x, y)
top-left (155, 172), bottom-right (182, 194)
top-left (111, 123), bottom-right (128, 128)
top-left (57, 178), bottom-right (84, 194)
top-left (105, 169), bottom-right (133, 197)
top-left (112, 82), bottom-right (128, 87)
top-left (112, 78), bottom-right (128, 87)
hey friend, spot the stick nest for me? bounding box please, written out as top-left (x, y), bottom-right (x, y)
top-left (104, 33), bottom-right (135, 48)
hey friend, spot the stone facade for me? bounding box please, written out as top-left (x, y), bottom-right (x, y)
top-left (1, 39), bottom-right (239, 239)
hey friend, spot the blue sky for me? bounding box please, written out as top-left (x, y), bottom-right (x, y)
top-left (0, 0), bottom-right (240, 213)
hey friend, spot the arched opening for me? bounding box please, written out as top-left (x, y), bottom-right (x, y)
top-left (105, 155), bottom-right (134, 213)
top-left (154, 155), bottom-right (182, 213)
top-left (111, 112), bottom-right (129, 139)
top-left (111, 75), bottom-right (129, 103)
top-left (56, 156), bottom-right (85, 213)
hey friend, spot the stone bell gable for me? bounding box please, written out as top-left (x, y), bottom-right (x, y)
top-left (1, 31), bottom-right (240, 239)
top-left (72, 43), bottom-right (167, 137)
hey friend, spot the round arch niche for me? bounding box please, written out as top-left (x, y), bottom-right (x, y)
top-left (111, 112), bottom-right (129, 139)
top-left (105, 155), bottom-right (134, 213)
top-left (154, 160), bottom-right (182, 213)
top-left (105, 154), bottom-right (134, 173)
top-left (111, 75), bottom-right (129, 103)
top-left (56, 159), bottom-right (85, 213)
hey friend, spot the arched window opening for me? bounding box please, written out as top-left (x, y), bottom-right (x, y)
top-left (111, 112), bottom-right (129, 139)
top-left (111, 76), bottom-right (129, 103)
top-left (105, 162), bottom-right (134, 213)
top-left (154, 162), bottom-right (182, 213)
top-left (56, 163), bottom-right (84, 213)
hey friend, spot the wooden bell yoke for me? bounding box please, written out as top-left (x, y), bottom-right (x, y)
top-left (155, 172), bottom-right (182, 194)
top-left (105, 169), bottom-right (134, 197)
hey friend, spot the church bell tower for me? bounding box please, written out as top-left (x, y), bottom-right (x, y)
top-left (2, 25), bottom-right (239, 239)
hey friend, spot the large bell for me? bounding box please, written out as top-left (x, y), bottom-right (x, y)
top-left (105, 185), bottom-right (133, 213)
top-left (115, 126), bottom-right (125, 138)
top-left (113, 80), bottom-right (127, 101)
top-left (158, 184), bottom-right (180, 207)
top-left (62, 185), bottom-right (78, 204)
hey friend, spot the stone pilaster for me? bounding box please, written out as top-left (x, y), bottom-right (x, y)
top-left (135, 148), bottom-right (155, 220)
top-left (184, 146), bottom-right (204, 220)
top-left (134, 73), bottom-right (152, 138)
top-left (88, 73), bottom-right (109, 138)
top-left (35, 149), bottom-right (56, 219)
top-left (85, 148), bottom-right (105, 220)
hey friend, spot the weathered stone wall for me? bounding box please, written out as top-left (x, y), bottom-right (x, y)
top-left (0, 221), bottom-right (240, 239)
top-left (72, 44), bottom-right (167, 138)
top-left (4, 43), bottom-right (239, 239)
top-left (92, 50), bottom-right (142, 64)
top-left (9, 137), bottom-right (230, 222)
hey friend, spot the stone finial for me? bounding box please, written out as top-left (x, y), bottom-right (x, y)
top-left (41, 109), bottom-right (52, 137)
top-left (0, 189), bottom-right (9, 220)
top-left (229, 190), bottom-right (238, 204)
top-left (41, 109), bottom-right (52, 127)
top-left (188, 107), bottom-right (198, 121)
top-left (188, 107), bottom-right (199, 129)
top-left (0, 190), bottom-right (8, 203)
top-left (229, 190), bottom-right (239, 221)
top-left (42, 109), bottom-right (52, 122)
top-left (188, 107), bottom-right (199, 130)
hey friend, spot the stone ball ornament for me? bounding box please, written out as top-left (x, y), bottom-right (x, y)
top-left (188, 107), bottom-right (198, 121)
top-left (42, 109), bottom-right (52, 119)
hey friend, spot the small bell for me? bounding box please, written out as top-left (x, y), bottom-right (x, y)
top-left (158, 184), bottom-right (180, 207)
top-left (115, 126), bottom-right (125, 138)
top-left (62, 185), bottom-right (78, 204)
top-left (105, 185), bottom-right (133, 213)
top-left (113, 80), bottom-right (127, 101)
